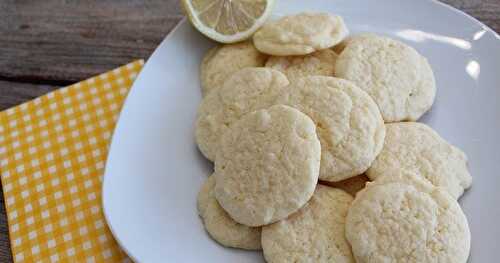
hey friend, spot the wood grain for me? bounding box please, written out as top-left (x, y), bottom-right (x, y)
top-left (0, 0), bottom-right (498, 85)
top-left (440, 0), bottom-right (500, 33)
top-left (0, 0), bottom-right (184, 84)
top-left (0, 187), bottom-right (12, 262)
top-left (0, 0), bottom-right (498, 262)
top-left (0, 81), bottom-right (57, 111)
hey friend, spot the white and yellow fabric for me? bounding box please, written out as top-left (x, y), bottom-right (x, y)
top-left (0, 60), bottom-right (144, 262)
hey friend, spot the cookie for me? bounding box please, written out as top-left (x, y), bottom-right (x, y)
top-left (200, 42), bottom-right (267, 95)
top-left (262, 185), bottom-right (354, 263)
top-left (366, 122), bottom-right (472, 199)
top-left (197, 176), bottom-right (262, 250)
top-left (253, 12), bottom-right (348, 56)
top-left (332, 33), bottom-right (377, 54)
top-left (335, 35), bottom-right (436, 122)
top-left (346, 174), bottom-right (471, 263)
top-left (195, 67), bottom-right (289, 161)
top-left (197, 174), bottom-right (215, 218)
top-left (215, 105), bottom-right (321, 226)
top-left (276, 76), bottom-right (385, 182)
top-left (265, 49), bottom-right (337, 81)
top-left (321, 174), bottom-right (369, 196)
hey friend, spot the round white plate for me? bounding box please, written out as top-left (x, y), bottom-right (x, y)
top-left (102, 0), bottom-right (500, 262)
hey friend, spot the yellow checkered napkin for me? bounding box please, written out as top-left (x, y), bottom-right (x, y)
top-left (0, 60), bottom-right (144, 262)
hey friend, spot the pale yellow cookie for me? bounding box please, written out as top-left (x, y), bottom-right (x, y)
top-left (262, 185), bottom-right (354, 263)
top-left (346, 175), bottom-right (471, 263)
top-left (253, 12), bottom-right (348, 56)
top-left (366, 122), bottom-right (472, 199)
top-left (332, 33), bottom-right (377, 54)
top-left (197, 176), bottom-right (262, 250)
top-left (200, 42), bottom-right (267, 95)
top-left (321, 174), bottom-right (369, 196)
top-left (335, 35), bottom-right (436, 122)
top-left (265, 49), bottom-right (337, 81)
top-left (215, 105), bottom-right (321, 226)
top-left (197, 174), bottom-right (215, 217)
top-left (276, 76), bottom-right (385, 182)
top-left (195, 67), bottom-right (289, 161)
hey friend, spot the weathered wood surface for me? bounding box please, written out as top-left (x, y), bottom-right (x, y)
top-left (0, 0), bottom-right (184, 85)
top-left (441, 0), bottom-right (500, 33)
top-left (0, 81), bottom-right (57, 110)
top-left (0, 0), bottom-right (498, 262)
top-left (0, 0), bottom-right (498, 88)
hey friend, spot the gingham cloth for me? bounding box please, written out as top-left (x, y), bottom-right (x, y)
top-left (0, 60), bottom-right (144, 262)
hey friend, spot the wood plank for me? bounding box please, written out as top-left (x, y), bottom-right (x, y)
top-left (0, 0), bottom-right (498, 86)
top-left (441, 0), bottom-right (500, 33)
top-left (0, 81), bottom-right (57, 111)
top-left (0, 0), bottom-right (184, 84)
top-left (0, 186), bottom-right (12, 263)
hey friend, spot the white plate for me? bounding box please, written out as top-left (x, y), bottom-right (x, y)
top-left (102, 0), bottom-right (500, 262)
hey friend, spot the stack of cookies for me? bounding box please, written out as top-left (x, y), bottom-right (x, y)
top-left (194, 12), bottom-right (472, 263)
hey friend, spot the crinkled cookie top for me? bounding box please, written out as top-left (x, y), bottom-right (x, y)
top-left (200, 42), bottom-right (267, 96)
top-left (253, 12), bottom-right (348, 56)
top-left (197, 176), bottom-right (262, 250)
top-left (335, 35), bottom-right (436, 122)
top-left (276, 76), bottom-right (385, 182)
top-left (195, 67), bottom-right (289, 161)
top-left (214, 105), bottom-right (321, 226)
top-left (265, 49), bottom-right (337, 81)
top-left (366, 122), bottom-right (472, 199)
top-left (262, 185), bottom-right (354, 263)
top-left (346, 177), bottom-right (470, 263)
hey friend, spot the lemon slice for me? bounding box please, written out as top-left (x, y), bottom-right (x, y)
top-left (182, 0), bottom-right (275, 43)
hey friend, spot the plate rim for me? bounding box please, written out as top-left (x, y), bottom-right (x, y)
top-left (101, 18), bottom-right (187, 263)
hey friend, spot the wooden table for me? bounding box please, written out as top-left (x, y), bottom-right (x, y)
top-left (0, 0), bottom-right (498, 261)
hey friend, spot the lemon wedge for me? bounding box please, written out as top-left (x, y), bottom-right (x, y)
top-left (182, 0), bottom-right (275, 43)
